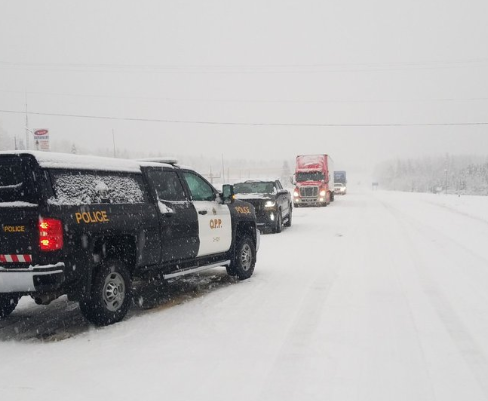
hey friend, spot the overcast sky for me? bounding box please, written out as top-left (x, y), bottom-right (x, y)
top-left (1, 0), bottom-right (487, 172)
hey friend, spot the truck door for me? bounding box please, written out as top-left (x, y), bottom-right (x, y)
top-left (145, 169), bottom-right (199, 262)
top-left (181, 171), bottom-right (232, 258)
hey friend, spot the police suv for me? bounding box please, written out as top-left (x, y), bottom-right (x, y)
top-left (0, 151), bottom-right (259, 326)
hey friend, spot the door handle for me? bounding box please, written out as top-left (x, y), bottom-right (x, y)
top-left (198, 210), bottom-right (208, 215)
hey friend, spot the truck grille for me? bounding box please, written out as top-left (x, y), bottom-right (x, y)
top-left (300, 187), bottom-right (318, 197)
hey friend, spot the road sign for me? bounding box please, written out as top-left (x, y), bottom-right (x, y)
top-left (33, 129), bottom-right (49, 151)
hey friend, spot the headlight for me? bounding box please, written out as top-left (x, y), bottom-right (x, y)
top-left (265, 201), bottom-right (276, 208)
top-left (320, 190), bottom-right (326, 196)
top-left (293, 191), bottom-right (299, 197)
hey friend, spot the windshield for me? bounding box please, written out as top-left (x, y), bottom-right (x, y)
top-left (296, 172), bottom-right (325, 182)
top-left (234, 182), bottom-right (275, 194)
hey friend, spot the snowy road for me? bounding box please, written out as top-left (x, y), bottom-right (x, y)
top-left (2, 190), bottom-right (488, 401)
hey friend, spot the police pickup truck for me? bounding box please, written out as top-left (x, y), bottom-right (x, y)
top-left (0, 151), bottom-right (259, 326)
top-left (233, 180), bottom-right (292, 233)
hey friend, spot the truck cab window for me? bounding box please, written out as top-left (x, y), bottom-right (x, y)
top-left (147, 170), bottom-right (187, 202)
top-left (182, 172), bottom-right (215, 201)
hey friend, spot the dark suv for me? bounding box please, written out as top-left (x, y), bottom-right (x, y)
top-left (0, 151), bottom-right (259, 325)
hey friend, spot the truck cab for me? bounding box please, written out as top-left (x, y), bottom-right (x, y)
top-left (293, 154), bottom-right (334, 207)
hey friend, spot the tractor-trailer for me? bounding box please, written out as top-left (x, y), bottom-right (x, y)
top-left (293, 154), bottom-right (334, 207)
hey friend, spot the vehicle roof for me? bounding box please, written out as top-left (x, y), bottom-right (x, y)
top-left (0, 151), bottom-right (172, 173)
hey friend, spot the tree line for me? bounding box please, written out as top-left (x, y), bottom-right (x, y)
top-left (374, 155), bottom-right (488, 195)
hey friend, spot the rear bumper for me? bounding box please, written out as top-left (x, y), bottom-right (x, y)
top-left (0, 263), bottom-right (65, 293)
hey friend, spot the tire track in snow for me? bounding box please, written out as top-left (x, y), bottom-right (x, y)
top-left (375, 200), bottom-right (439, 400)
top-left (379, 197), bottom-right (488, 399)
top-left (257, 199), bottom-right (367, 400)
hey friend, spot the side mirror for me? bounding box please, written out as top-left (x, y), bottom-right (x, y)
top-left (222, 184), bottom-right (235, 204)
top-left (290, 175), bottom-right (296, 185)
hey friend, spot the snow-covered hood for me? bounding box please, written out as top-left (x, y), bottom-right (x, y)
top-left (234, 193), bottom-right (273, 200)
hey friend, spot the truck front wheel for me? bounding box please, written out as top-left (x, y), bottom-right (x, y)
top-left (227, 236), bottom-right (256, 280)
top-left (80, 259), bottom-right (132, 326)
top-left (0, 294), bottom-right (19, 318)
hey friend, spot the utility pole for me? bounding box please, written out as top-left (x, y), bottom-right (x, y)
top-left (221, 154), bottom-right (225, 183)
top-left (112, 129), bottom-right (116, 158)
top-left (25, 92), bottom-right (29, 150)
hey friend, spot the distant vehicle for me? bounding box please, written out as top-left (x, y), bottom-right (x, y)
top-left (334, 182), bottom-right (347, 195)
top-left (334, 170), bottom-right (347, 194)
top-left (234, 180), bottom-right (292, 233)
top-left (0, 151), bottom-right (259, 326)
top-left (293, 154), bottom-right (334, 207)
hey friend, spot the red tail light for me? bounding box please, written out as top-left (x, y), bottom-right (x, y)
top-left (39, 218), bottom-right (64, 251)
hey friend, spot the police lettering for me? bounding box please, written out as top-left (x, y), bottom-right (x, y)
top-left (3, 225), bottom-right (25, 233)
top-left (210, 219), bottom-right (222, 229)
top-left (75, 211), bottom-right (110, 224)
top-left (235, 206), bottom-right (251, 215)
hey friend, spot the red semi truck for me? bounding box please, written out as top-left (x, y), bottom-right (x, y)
top-left (293, 154), bottom-right (334, 207)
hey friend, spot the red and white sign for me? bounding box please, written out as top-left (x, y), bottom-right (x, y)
top-left (33, 128), bottom-right (50, 151)
top-left (34, 129), bottom-right (49, 137)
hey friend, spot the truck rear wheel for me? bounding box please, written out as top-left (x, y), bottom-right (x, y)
top-left (227, 236), bottom-right (256, 280)
top-left (0, 295), bottom-right (19, 318)
top-left (272, 210), bottom-right (283, 233)
top-left (284, 205), bottom-right (293, 227)
top-left (80, 259), bottom-right (132, 326)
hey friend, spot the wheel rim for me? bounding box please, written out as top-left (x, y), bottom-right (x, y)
top-left (103, 272), bottom-right (126, 312)
top-left (240, 244), bottom-right (253, 271)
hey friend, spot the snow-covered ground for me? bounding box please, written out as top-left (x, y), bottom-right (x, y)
top-left (2, 190), bottom-right (488, 401)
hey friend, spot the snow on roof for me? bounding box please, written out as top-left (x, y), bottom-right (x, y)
top-left (0, 151), bottom-right (168, 173)
top-left (234, 178), bottom-right (280, 184)
top-left (138, 161), bottom-right (174, 169)
top-left (138, 157), bottom-right (178, 165)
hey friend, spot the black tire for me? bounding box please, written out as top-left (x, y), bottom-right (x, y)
top-left (272, 210), bottom-right (283, 233)
top-left (80, 259), bottom-right (132, 326)
top-left (228, 236), bottom-right (256, 280)
top-left (330, 192), bottom-right (335, 202)
top-left (0, 294), bottom-right (19, 319)
top-left (284, 205), bottom-right (293, 227)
